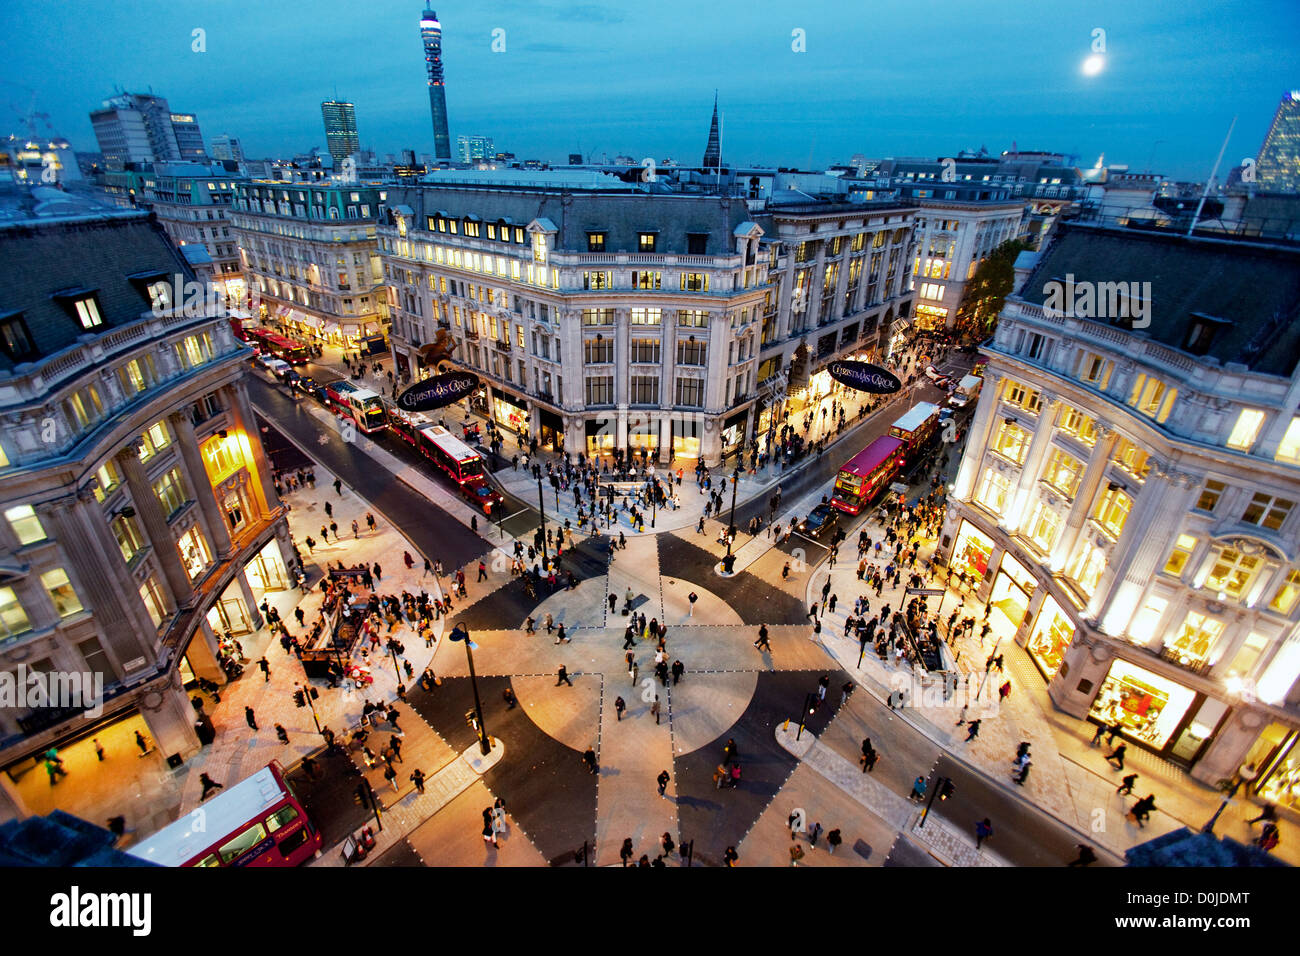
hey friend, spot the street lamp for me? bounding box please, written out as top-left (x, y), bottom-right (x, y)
top-left (448, 623), bottom-right (491, 756)
top-left (537, 474), bottom-right (548, 562)
top-left (725, 467), bottom-right (741, 558)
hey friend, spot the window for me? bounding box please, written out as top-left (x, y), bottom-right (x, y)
top-left (1043, 448), bottom-right (1084, 498)
top-left (1275, 417), bottom-right (1300, 464)
top-left (1056, 405), bottom-right (1097, 446)
top-left (116, 357), bottom-right (155, 396)
top-left (1076, 351), bottom-right (1113, 389)
top-left (72, 296), bottom-right (104, 330)
top-left (138, 421), bottom-right (171, 461)
top-left (1163, 534), bottom-right (1198, 577)
top-left (680, 273), bottom-right (708, 292)
top-left (1093, 484), bottom-right (1132, 538)
top-left (178, 526), bottom-right (211, 580)
top-left (630, 308), bottom-right (661, 325)
top-left (1166, 611), bottom-right (1224, 667)
top-left (41, 569), bottom-right (82, 618)
top-left (1242, 493), bottom-right (1293, 532)
top-left (581, 308), bottom-right (614, 327)
top-left (687, 233), bottom-right (708, 255)
top-left (1128, 373), bottom-right (1177, 423)
top-left (1067, 540), bottom-right (1107, 597)
top-left (677, 310), bottom-right (708, 329)
top-left (1204, 547), bottom-right (1262, 600)
top-left (585, 376), bottom-right (614, 405)
top-left (638, 233), bottom-right (657, 253)
top-left (919, 282), bottom-right (944, 300)
top-left (1112, 439), bottom-right (1151, 480)
top-left (630, 376), bottom-right (659, 405)
top-left (0, 313), bottom-right (37, 361)
top-left (675, 377), bottom-right (705, 408)
top-left (976, 467), bottom-right (1012, 514)
top-left (629, 338), bottom-right (661, 364)
top-left (583, 338), bottom-right (614, 364)
top-left (111, 514), bottom-right (146, 562)
top-left (992, 420), bottom-right (1030, 464)
top-left (463, 220), bottom-right (480, 237)
top-left (1003, 381), bottom-right (1042, 414)
top-left (582, 271), bottom-right (612, 290)
top-left (1227, 633), bottom-right (1270, 679)
top-left (1270, 569), bottom-right (1300, 615)
top-left (77, 636), bottom-right (114, 681)
top-left (1195, 479), bottom-right (1226, 513)
top-left (587, 232), bottom-right (606, 252)
top-left (139, 576), bottom-right (166, 628)
top-left (154, 468), bottom-right (187, 517)
top-left (1026, 501), bottom-right (1062, 552)
top-left (0, 587), bottom-right (32, 643)
top-left (676, 340), bottom-right (707, 366)
top-left (6, 504), bottom-right (47, 546)
top-left (632, 271), bottom-right (661, 290)
top-left (1226, 409), bottom-right (1266, 452)
top-left (64, 384), bottom-right (104, 429)
top-left (266, 805), bottom-right (300, 833)
top-left (219, 823), bottom-right (269, 865)
top-left (1128, 595), bottom-right (1169, 644)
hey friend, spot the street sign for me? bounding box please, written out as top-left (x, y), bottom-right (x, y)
top-left (906, 588), bottom-right (947, 597)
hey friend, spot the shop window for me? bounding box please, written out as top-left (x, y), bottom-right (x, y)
top-left (40, 568), bottom-right (82, 617)
top-left (5, 504), bottom-right (47, 546)
top-left (1087, 659), bottom-right (1197, 750)
top-left (1226, 409), bottom-right (1266, 452)
top-left (0, 586), bottom-right (32, 643)
top-left (975, 468), bottom-right (1012, 515)
top-left (1275, 417), bottom-right (1300, 464)
top-left (1026, 596), bottom-right (1074, 679)
top-left (1067, 540), bottom-right (1106, 597)
top-left (1162, 534), bottom-right (1198, 577)
top-left (1195, 479), bottom-right (1226, 513)
top-left (1128, 596), bottom-right (1168, 644)
top-left (1242, 492), bottom-right (1293, 532)
top-left (1268, 568), bottom-right (1300, 616)
top-left (1226, 633), bottom-right (1269, 680)
top-left (1203, 547), bottom-right (1262, 600)
top-left (992, 420), bottom-right (1030, 465)
top-left (1165, 611), bottom-right (1224, 668)
top-left (1093, 485), bottom-right (1132, 539)
top-left (1043, 448), bottom-right (1084, 498)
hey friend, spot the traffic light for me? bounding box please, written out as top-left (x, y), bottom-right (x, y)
top-left (293, 690), bottom-right (306, 708)
top-left (937, 778), bottom-right (956, 801)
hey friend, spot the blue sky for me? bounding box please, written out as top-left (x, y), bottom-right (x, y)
top-left (4, 0), bottom-right (1298, 179)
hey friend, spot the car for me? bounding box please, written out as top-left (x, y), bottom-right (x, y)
top-left (798, 503), bottom-right (839, 539)
top-left (464, 482), bottom-right (505, 516)
top-left (294, 375), bottom-right (323, 398)
top-left (259, 356), bottom-right (293, 381)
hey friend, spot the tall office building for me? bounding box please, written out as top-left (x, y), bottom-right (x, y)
top-left (1255, 91), bottom-right (1300, 193)
top-left (320, 100), bottom-right (360, 167)
top-left (420, 8), bottom-right (451, 160)
top-left (457, 134), bottom-right (494, 164)
top-left (210, 134), bottom-right (245, 164)
top-left (89, 93), bottom-right (207, 170)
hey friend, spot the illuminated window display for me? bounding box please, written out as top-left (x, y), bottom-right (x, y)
top-left (1026, 594), bottom-right (1074, 678)
top-left (1088, 658), bottom-right (1196, 749)
top-left (1255, 731), bottom-right (1300, 812)
top-left (951, 521), bottom-right (993, 583)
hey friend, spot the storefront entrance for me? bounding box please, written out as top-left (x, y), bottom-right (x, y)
top-left (950, 520), bottom-right (994, 591)
top-left (671, 416), bottom-right (702, 461)
top-left (491, 387), bottom-right (528, 436)
top-left (1026, 594), bottom-right (1075, 680)
top-left (1088, 658), bottom-right (1201, 762)
top-left (538, 409), bottom-right (564, 453)
top-left (207, 596), bottom-right (252, 637)
top-left (245, 541), bottom-right (289, 593)
top-left (988, 552), bottom-right (1034, 634)
top-left (628, 417), bottom-right (659, 456)
top-left (721, 410), bottom-right (748, 459)
top-left (1249, 724), bottom-right (1300, 812)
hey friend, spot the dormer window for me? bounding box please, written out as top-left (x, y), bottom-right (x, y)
top-left (687, 233), bottom-right (708, 255)
top-left (0, 311), bottom-right (37, 362)
top-left (54, 289), bottom-right (104, 330)
top-left (638, 232), bottom-right (657, 253)
top-left (1184, 312), bottom-right (1229, 356)
top-left (128, 270), bottom-right (173, 312)
top-left (587, 232), bottom-right (607, 253)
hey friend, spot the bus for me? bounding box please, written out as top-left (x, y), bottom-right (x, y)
top-left (386, 407), bottom-right (434, 448)
top-left (325, 380), bottom-right (388, 434)
top-left (248, 328), bottom-right (310, 365)
top-left (830, 435), bottom-right (906, 515)
top-left (415, 424), bottom-right (504, 515)
top-left (888, 401), bottom-right (941, 461)
top-left (125, 761), bottom-right (320, 867)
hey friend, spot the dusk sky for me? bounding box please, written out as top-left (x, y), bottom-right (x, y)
top-left (4, 0), bottom-right (1298, 179)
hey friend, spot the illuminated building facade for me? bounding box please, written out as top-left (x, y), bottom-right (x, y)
top-left (0, 200), bottom-right (291, 818)
top-left (420, 9), bottom-right (451, 161)
top-left (939, 220), bottom-right (1300, 806)
top-left (320, 100), bottom-right (360, 168)
top-left (1255, 91), bottom-right (1300, 194)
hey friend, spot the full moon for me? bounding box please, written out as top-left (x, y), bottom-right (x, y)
top-left (1082, 54), bottom-right (1106, 76)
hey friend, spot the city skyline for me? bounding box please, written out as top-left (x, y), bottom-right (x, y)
top-left (1, 0), bottom-right (1296, 179)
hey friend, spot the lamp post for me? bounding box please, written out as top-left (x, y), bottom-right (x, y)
top-left (449, 623), bottom-right (491, 756)
top-left (725, 467), bottom-right (741, 558)
top-left (537, 475), bottom-right (548, 562)
top-left (796, 692), bottom-right (818, 741)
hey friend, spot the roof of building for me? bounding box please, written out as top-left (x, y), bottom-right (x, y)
top-left (0, 211), bottom-right (195, 375)
top-left (1124, 827), bottom-right (1288, 867)
top-left (0, 810), bottom-right (158, 867)
top-left (1018, 220), bottom-right (1300, 378)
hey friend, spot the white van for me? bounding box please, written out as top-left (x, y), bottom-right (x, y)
top-left (258, 356), bottom-right (293, 380)
top-left (948, 374), bottom-right (983, 408)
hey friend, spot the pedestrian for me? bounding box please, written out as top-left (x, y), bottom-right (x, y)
top-left (482, 817), bottom-right (498, 847)
top-left (583, 747), bottom-right (598, 774)
top-left (1013, 760), bottom-right (1032, 785)
top-left (789, 843), bottom-right (805, 866)
top-left (135, 730), bottom-right (149, 755)
top-left (620, 838), bottom-right (634, 866)
top-left (723, 737), bottom-right (738, 766)
top-left (93, 738), bottom-right (105, 762)
top-left (387, 705), bottom-right (404, 735)
top-left (556, 665), bottom-right (573, 686)
top-left (275, 723), bottom-right (289, 744)
top-left (998, 680), bottom-right (1012, 702)
top-left (1090, 722), bottom-right (1107, 746)
top-left (789, 811), bottom-right (802, 840)
top-left (910, 776), bottom-right (927, 802)
top-left (657, 769), bottom-right (670, 798)
top-left (1105, 743), bottom-right (1127, 770)
top-left (1246, 803), bottom-right (1278, 826)
top-left (651, 696), bottom-right (661, 724)
top-left (826, 828), bottom-right (842, 855)
top-left (502, 687), bottom-right (517, 709)
top-left (405, 551), bottom-right (415, 571)
top-left (1116, 773), bottom-right (1139, 795)
top-left (723, 846), bottom-right (738, 867)
top-left (965, 718), bottom-right (981, 741)
top-left (975, 818), bottom-right (993, 849)
top-left (334, 477), bottom-right (343, 496)
top-left (1068, 844), bottom-right (1098, 867)
top-left (840, 681), bottom-right (854, 707)
top-left (1130, 794), bottom-right (1157, 828)
top-left (324, 500), bottom-right (333, 519)
top-left (688, 591), bottom-right (698, 617)
top-left (258, 657), bottom-right (271, 682)
top-left (477, 560), bottom-right (487, 581)
top-left (754, 624), bottom-right (771, 650)
top-left (671, 659), bottom-right (684, 685)
top-left (245, 706), bottom-right (258, 731)
top-left (373, 562), bottom-right (382, 581)
top-left (352, 519), bottom-right (360, 538)
top-left (782, 562), bottom-right (791, 580)
top-left (383, 762), bottom-right (399, 792)
top-left (199, 772), bottom-right (223, 801)
top-left (808, 821), bottom-right (823, 849)
top-left (410, 768), bottom-right (426, 794)
top-left (556, 623), bottom-right (569, 644)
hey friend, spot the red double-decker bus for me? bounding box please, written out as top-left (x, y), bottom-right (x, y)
top-left (415, 424), bottom-right (504, 515)
top-left (888, 401), bottom-right (941, 462)
top-left (125, 761), bottom-right (320, 867)
top-left (830, 435), bottom-right (906, 515)
top-left (248, 328), bottom-right (310, 364)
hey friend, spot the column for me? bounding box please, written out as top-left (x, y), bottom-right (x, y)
top-left (187, 619), bottom-right (225, 683)
top-left (138, 669), bottom-right (201, 760)
top-left (1049, 425), bottom-right (1120, 573)
top-left (235, 569), bottom-right (264, 631)
top-left (1001, 394), bottom-right (1060, 534)
top-left (224, 381), bottom-right (279, 518)
top-left (952, 373), bottom-right (1004, 501)
top-left (168, 411), bottom-right (232, 559)
top-left (117, 449), bottom-right (194, 608)
top-left (808, 243), bottom-right (828, 328)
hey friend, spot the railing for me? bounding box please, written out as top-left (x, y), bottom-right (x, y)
top-left (1157, 644), bottom-right (1214, 677)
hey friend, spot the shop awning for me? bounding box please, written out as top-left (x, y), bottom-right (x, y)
top-left (297, 313), bottom-right (322, 329)
top-left (322, 321), bottom-right (340, 333)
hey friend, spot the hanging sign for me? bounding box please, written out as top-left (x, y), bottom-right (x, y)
top-left (826, 360), bottom-right (902, 394)
top-left (395, 370), bottom-right (480, 412)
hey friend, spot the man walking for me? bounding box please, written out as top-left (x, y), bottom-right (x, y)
top-left (199, 772), bottom-right (223, 801)
top-left (410, 768), bottom-right (426, 795)
top-left (556, 665), bottom-right (573, 687)
top-left (244, 706), bottom-right (258, 731)
top-left (1105, 743), bottom-right (1127, 770)
top-left (614, 696), bottom-right (626, 721)
top-left (687, 591), bottom-right (698, 617)
top-left (753, 624), bottom-right (771, 651)
top-left (657, 770), bottom-right (670, 798)
top-left (258, 657), bottom-right (271, 682)
top-left (1117, 773), bottom-right (1139, 796)
top-left (826, 828), bottom-right (842, 855)
top-left (975, 818), bottom-right (994, 849)
top-left (965, 718), bottom-right (982, 742)
top-left (671, 659), bottom-right (685, 685)
top-left (650, 696), bottom-right (661, 724)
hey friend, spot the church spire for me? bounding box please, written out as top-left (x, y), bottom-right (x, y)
top-left (702, 92), bottom-right (721, 169)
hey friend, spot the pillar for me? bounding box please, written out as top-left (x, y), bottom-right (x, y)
top-left (235, 569), bottom-right (264, 631)
top-left (138, 670), bottom-right (202, 760)
top-left (1190, 706), bottom-right (1266, 786)
top-left (117, 449), bottom-right (195, 608)
top-left (169, 411), bottom-right (233, 559)
top-left (224, 381), bottom-right (280, 518)
top-left (187, 620), bottom-right (224, 683)
top-left (1049, 424), bottom-right (1120, 574)
top-left (1001, 394), bottom-right (1061, 535)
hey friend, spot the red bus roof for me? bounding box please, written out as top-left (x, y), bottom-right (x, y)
top-left (839, 436), bottom-right (904, 478)
top-left (419, 424), bottom-right (481, 464)
top-left (251, 330), bottom-right (303, 350)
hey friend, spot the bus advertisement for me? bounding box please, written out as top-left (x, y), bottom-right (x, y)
top-left (126, 762), bottom-right (320, 868)
top-left (830, 435), bottom-right (906, 515)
